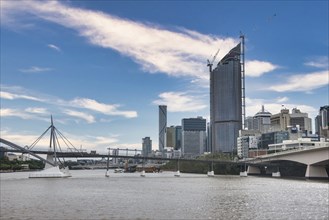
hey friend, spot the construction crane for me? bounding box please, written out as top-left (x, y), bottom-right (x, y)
top-left (207, 49), bottom-right (220, 73)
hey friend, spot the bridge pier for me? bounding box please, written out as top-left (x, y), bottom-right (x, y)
top-left (305, 165), bottom-right (328, 179)
top-left (247, 165), bottom-right (261, 175)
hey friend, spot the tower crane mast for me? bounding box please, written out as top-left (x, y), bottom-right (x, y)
top-left (207, 49), bottom-right (220, 73)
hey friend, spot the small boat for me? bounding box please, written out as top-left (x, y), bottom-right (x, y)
top-left (174, 170), bottom-right (180, 177)
top-left (272, 171), bottom-right (281, 177)
top-left (114, 168), bottom-right (124, 173)
top-left (207, 161), bottom-right (215, 177)
top-left (240, 171), bottom-right (248, 177)
top-left (207, 170), bottom-right (215, 177)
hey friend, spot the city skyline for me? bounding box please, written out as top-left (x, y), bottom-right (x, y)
top-left (1, 1), bottom-right (328, 152)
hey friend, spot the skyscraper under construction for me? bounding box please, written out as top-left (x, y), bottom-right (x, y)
top-left (210, 41), bottom-right (243, 153)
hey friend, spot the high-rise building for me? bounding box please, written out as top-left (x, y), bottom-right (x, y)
top-left (142, 137), bottom-right (152, 157)
top-left (315, 115), bottom-right (321, 136)
top-left (182, 117), bottom-right (207, 158)
top-left (290, 108), bottom-right (312, 134)
top-left (316, 105), bottom-right (329, 138)
top-left (175, 126), bottom-right (182, 150)
top-left (245, 105), bottom-right (272, 134)
top-left (270, 108), bottom-right (290, 131)
top-left (206, 122), bottom-right (211, 153)
top-left (166, 126), bottom-right (176, 148)
top-left (270, 108), bottom-right (312, 135)
top-left (210, 43), bottom-right (242, 153)
top-left (158, 105), bottom-right (167, 152)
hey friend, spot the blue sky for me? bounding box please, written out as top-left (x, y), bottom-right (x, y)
top-left (1, 0), bottom-right (328, 153)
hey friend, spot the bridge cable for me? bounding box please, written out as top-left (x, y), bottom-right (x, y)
top-left (28, 125), bottom-right (52, 150)
top-left (53, 131), bottom-right (65, 167)
top-left (55, 127), bottom-right (82, 156)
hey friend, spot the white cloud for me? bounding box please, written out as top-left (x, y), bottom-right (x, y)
top-left (47, 44), bottom-right (61, 52)
top-left (245, 60), bottom-right (278, 77)
top-left (275, 96), bottom-right (289, 103)
top-left (1, 1), bottom-right (276, 83)
top-left (0, 108), bottom-right (32, 119)
top-left (0, 128), bottom-right (119, 152)
top-left (1, 86), bottom-right (138, 120)
top-left (245, 97), bottom-right (317, 119)
top-left (25, 107), bottom-right (49, 115)
top-left (0, 91), bottom-right (42, 101)
top-left (153, 92), bottom-right (207, 112)
top-left (19, 66), bottom-right (52, 73)
top-left (63, 109), bottom-right (95, 124)
top-left (304, 56), bottom-right (328, 68)
top-left (0, 108), bottom-right (51, 123)
top-left (267, 70), bottom-right (328, 92)
top-left (70, 98), bottom-right (138, 118)
top-left (0, 129), bottom-right (49, 148)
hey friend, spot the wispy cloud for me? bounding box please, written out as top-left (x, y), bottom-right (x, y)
top-left (63, 109), bottom-right (96, 124)
top-left (1, 0), bottom-right (276, 82)
top-left (47, 44), bottom-right (61, 52)
top-left (0, 91), bottom-right (43, 101)
top-left (0, 108), bottom-right (33, 120)
top-left (19, 66), bottom-right (52, 73)
top-left (275, 96), bottom-right (289, 103)
top-left (25, 107), bottom-right (49, 115)
top-left (304, 56), bottom-right (328, 69)
top-left (153, 92), bottom-right (207, 112)
top-left (267, 70), bottom-right (328, 92)
top-left (0, 128), bottom-right (119, 152)
top-left (0, 107), bottom-right (51, 123)
top-left (70, 98), bottom-right (138, 118)
top-left (1, 85), bottom-right (138, 121)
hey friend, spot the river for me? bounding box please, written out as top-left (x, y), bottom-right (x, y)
top-left (0, 170), bottom-right (328, 220)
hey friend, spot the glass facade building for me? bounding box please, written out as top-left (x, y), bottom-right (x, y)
top-left (142, 137), bottom-right (152, 157)
top-left (158, 105), bottom-right (167, 152)
top-left (182, 117), bottom-right (207, 158)
top-left (210, 43), bottom-right (242, 153)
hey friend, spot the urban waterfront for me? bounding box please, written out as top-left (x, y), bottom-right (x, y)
top-left (1, 170), bottom-right (328, 220)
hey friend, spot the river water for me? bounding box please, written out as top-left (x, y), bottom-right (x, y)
top-left (0, 170), bottom-right (328, 220)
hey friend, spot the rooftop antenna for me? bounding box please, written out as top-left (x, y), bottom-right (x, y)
top-left (207, 48), bottom-right (220, 73)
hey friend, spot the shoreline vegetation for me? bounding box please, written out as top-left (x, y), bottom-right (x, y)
top-left (161, 153), bottom-right (240, 175)
top-left (0, 157), bottom-right (44, 172)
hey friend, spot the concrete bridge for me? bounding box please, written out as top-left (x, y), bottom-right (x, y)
top-left (244, 145), bottom-right (329, 179)
top-left (0, 138), bottom-right (236, 165)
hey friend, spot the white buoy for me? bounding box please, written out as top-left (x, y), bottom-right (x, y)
top-left (272, 171), bottom-right (281, 177)
top-left (240, 171), bottom-right (248, 177)
top-left (140, 170), bottom-right (146, 177)
top-left (207, 170), bottom-right (215, 177)
top-left (174, 170), bottom-right (180, 177)
top-left (105, 170), bottom-right (110, 177)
